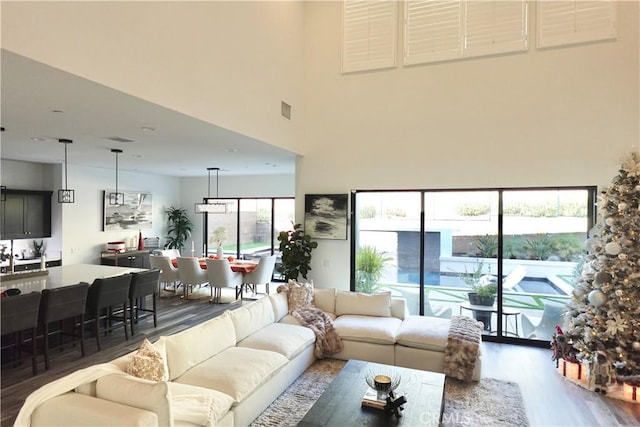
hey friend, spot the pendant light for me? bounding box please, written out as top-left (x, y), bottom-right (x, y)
top-left (58, 138), bottom-right (75, 203)
top-left (109, 149), bottom-right (124, 205)
top-left (195, 167), bottom-right (228, 213)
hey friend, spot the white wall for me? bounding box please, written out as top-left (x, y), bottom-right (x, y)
top-left (1, 158), bottom-right (293, 265)
top-left (298, 1), bottom-right (639, 289)
top-left (2, 1), bottom-right (638, 291)
top-left (1, 1), bottom-right (305, 154)
top-left (1, 159), bottom-right (181, 264)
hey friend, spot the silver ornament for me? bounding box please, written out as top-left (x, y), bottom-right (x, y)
top-left (633, 342), bottom-right (640, 350)
top-left (588, 289), bottom-right (606, 307)
top-left (605, 241), bottom-right (622, 255)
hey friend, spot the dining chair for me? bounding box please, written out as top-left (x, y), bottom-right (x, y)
top-left (84, 274), bottom-right (132, 351)
top-left (177, 257), bottom-right (208, 300)
top-left (1, 292), bottom-right (41, 375)
top-left (149, 254), bottom-right (180, 295)
top-left (205, 258), bottom-right (243, 303)
top-left (128, 269), bottom-right (161, 335)
top-left (238, 255), bottom-right (276, 299)
top-left (38, 283), bottom-right (89, 370)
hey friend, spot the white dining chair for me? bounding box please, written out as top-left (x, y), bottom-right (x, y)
top-left (238, 255), bottom-right (276, 299)
top-left (149, 255), bottom-right (180, 296)
top-left (205, 258), bottom-right (243, 303)
top-left (176, 257), bottom-right (208, 300)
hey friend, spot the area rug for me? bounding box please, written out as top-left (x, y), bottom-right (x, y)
top-left (250, 359), bottom-right (529, 427)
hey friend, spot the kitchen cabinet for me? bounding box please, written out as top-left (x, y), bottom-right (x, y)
top-left (100, 250), bottom-right (150, 269)
top-left (0, 189), bottom-right (53, 239)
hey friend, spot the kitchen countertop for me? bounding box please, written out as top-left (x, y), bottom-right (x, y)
top-left (0, 264), bottom-right (146, 293)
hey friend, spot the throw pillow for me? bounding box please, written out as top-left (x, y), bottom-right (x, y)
top-left (126, 338), bottom-right (167, 381)
top-left (334, 291), bottom-right (392, 317)
top-left (286, 279), bottom-right (314, 314)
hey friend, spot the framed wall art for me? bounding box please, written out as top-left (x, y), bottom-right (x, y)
top-left (103, 190), bottom-right (153, 231)
top-left (304, 194), bottom-right (348, 240)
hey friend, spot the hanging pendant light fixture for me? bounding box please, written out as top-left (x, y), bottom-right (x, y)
top-left (58, 138), bottom-right (75, 203)
top-left (195, 167), bottom-right (228, 213)
top-left (109, 149), bottom-right (124, 205)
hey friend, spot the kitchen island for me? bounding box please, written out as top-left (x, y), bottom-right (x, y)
top-left (0, 264), bottom-right (146, 294)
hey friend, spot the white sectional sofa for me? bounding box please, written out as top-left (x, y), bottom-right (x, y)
top-left (16, 288), bottom-right (482, 427)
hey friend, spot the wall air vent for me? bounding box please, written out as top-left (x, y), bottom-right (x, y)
top-left (281, 101), bottom-right (291, 120)
top-left (105, 136), bottom-right (135, 143)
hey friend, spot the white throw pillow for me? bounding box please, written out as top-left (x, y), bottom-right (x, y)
top-left (334, 291), bottom-right (392, 317)
top-left (313, 288), bottom-right (337, 314)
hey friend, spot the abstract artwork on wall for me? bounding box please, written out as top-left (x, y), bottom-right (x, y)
top-left (304, 194), bottom-right (348, 240)
top-left (103, 190), bottom-right (153, 231)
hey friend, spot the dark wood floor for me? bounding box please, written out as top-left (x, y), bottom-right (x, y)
top-left (2, 287), bottom-right (640, 427)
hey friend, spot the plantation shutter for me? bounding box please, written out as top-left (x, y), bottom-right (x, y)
top-left (464, 0), bottom-right (528, 58)
top-left (404, 0), bottom-right (463, 65)
top-left (342, 0), bottom-right (398, 73)
top-left (404, 0), bottom-right (528, 66)
top-left (537, 0), bottom-right (617, 48)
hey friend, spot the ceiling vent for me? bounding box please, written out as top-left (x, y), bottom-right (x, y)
top-left (105, 136), bottom-right (135, 143)
top-left (281, 101), bottom-right (291, 120)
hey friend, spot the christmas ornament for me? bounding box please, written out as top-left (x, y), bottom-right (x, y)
top-left (633, 342), bottom-right (640, 350)
top-left (605, 241), bottom-right (622, 255)
top-left (584, 238), bottom-right (597, 253)
top-left (588, 290), bottom-right (606, 307)
top-left (619, 202), bottom-right (629, 211)
top-left (605, 217), bottom-right (615, 226)
top-left (594, 272), bottom-right (612, 285)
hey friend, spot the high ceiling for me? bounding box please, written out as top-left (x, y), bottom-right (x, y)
top-left (0, 50), bottom-right (298, 178)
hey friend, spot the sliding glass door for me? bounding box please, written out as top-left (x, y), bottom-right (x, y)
top-left (352, 187), bottom-right (595, 343)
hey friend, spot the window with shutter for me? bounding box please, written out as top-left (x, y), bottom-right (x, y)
top-left (537, 0), bottom-right (616, 48)
top-left (342, 0), bottom-right (398, 73)
top-left (404, 0), bottom-right (528, 66)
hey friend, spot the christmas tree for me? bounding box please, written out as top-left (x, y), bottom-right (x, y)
top-left (565, 152), bottom-right (640, 384)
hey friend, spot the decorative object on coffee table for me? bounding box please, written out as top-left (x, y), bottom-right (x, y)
top-left (365, 371), bottom-right (400, 400)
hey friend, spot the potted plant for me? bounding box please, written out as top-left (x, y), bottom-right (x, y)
top-left (355, 245), bottom-right (392, 294)
top-left (277, 223), bottom-right (318, 281)
top-left (459, 260), bottom-right (497, 306)
top-left (164, 206), bottom-right (194, 251)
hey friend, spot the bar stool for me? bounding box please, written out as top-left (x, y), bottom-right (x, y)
top-left (1, 292), bottom-right (41, 375)
top-left (38, 283), bottom-right (89, 370)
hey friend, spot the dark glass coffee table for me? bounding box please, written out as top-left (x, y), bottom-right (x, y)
top-left (298, 359), bottom-right (445, 427)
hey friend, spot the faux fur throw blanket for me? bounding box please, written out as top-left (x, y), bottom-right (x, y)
top-left (444, 315), bottom-right (482, 381)
top-left (292, 306), bottom-right (343, 359)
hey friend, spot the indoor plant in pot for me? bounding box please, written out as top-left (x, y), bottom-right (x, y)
top-left (277, 223), bottom-right (318, 281)
top-left (164, 206), bottom-right (194, 251)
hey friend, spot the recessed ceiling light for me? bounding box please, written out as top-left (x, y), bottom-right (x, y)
top-left (140, 126), bottom-right (155, 132)
top-left (226, 149), bottom-right (237, 153)
top-left (52, 110), bottom-right (64, 113)
top-left (132, 154), bottom-right (143, 158)
top-left (31, 137), bottom-right (46, 141)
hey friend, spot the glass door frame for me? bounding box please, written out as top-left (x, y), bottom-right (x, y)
top-left (350, 186), bottom-right (597, 345)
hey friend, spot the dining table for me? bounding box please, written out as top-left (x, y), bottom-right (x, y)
top-left (0, 264), bottom-right (147, 295)
top-left (171, 257), bottom-right (258, 275)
